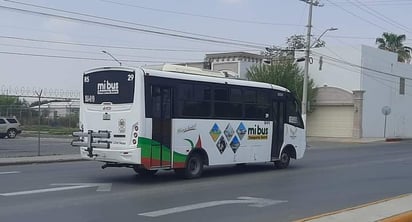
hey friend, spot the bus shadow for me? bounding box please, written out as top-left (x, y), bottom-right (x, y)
top-left (95, 163), bottom-right (301, 185)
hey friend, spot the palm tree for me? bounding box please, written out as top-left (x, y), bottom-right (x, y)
top-left (376, 32), bottom-right (412, 63)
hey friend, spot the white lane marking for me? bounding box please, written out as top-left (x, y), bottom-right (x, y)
top-left (0, 183), bottom-right (112, 196)
top-left (0, 171), bottom-right (20, 175)
top-left (139, 196), bottom-right (287, 217)
top-left (51, 183), bottom-right (112, 192)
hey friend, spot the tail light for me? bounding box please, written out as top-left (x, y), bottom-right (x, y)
top-left (131, 122), bottom-right (139, 146)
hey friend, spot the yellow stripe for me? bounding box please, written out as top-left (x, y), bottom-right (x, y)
top-left (295, 193), bottom-right (412, 222)
top-left (379, 210), bottom-right (412, 222)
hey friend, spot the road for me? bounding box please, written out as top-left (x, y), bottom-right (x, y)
top-left (0, 140), bottom-right (411, 222)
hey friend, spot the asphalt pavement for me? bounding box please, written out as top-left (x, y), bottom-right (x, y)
top-left (0, 135), bottom-right (386, 164)
top-left (0, 137), bottom-right (411, 221)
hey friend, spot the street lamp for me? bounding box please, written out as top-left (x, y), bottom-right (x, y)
top-left (311, 27), bottom-right (338, 48)
top-left (301, 26), bottom-right (337, 125)
top-left (102, 50), bottom-right (122, 66)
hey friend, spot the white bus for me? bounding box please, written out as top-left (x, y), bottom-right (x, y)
top-left (72, 65), bottom-right (306, 178)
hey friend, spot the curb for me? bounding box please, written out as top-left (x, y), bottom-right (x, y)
top-left (0, 155), bottom-right (85, 166)
top-left (385, 138), bottom-right (403, 142)
top-left (295, 193), bottom-right (412, 222)
top-left (380, 210), bottom-right (412, 222)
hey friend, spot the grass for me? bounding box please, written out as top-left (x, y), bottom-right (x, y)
top-left (22, 125), bottom-right (78, 135)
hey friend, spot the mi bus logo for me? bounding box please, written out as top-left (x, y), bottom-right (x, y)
top-left (248, 125), bottom-right (268, 140)
top-left (97, 80), bottom-right (119, 95)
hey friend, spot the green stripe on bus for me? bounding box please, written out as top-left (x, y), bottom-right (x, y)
top-left (138, 137), bottom-right (187, 163)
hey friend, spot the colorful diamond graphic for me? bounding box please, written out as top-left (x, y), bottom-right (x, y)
top-left (209, 123), bottom-right (221, 142)
top-left (224, 124), bottom-right (235, 141)
top-left (216, 136), bottom-right (227, 154)
top-left (230, 136), bottom-right (240, 153)
top-left (236, 122), bottom-right (247, 140)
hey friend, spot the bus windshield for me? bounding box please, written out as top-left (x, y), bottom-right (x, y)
top-left (83, 69), bottom-right (135, 104)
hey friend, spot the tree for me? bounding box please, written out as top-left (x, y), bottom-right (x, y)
top-left (376, 32), bottom-right (411, 63)
top-left (247, 61), bottom-right (317, 110)
top-left (0, 95), bottom-right (28, 116)
top-left (263, 34), bottom-right (325, 59)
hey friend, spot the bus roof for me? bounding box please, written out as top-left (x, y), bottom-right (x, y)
top-left (85, 66), bottom-right (290, 93)
top-left (141, 67), bottom-right (289, 93)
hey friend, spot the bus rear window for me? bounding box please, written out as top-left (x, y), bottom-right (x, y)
top-left (83, 70), bottom-right (135, 104)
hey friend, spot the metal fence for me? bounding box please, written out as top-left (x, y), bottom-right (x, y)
top-left (0, 104), bottom-right (79, 130)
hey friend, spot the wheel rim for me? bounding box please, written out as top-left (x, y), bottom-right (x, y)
top-left (8, 130), bottom-right (16, 138)
top-left (281, 153), bottom-right (289, 164)
top-left (188, 158), bottom-right (200, 175)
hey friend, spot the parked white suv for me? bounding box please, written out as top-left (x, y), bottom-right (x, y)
top-left (0, 117), bottom-right (22, 139)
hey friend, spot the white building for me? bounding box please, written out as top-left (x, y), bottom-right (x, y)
top-left (31, 101), bottom-right (80, 119)
top-left (305, 45), bottom-right (412, 138)
top-left (205, 52), bottom-right (264, 79)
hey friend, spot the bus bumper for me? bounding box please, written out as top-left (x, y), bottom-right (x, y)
top-left (80, 147), bottom-right (141, 165)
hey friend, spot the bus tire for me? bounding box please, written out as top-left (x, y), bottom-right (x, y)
top-left (133, 166), bottom-right (157, 177)
top-left (275, 150), bottom-right (290, 169)
top-left (177, 153), bottom-right (203, 179)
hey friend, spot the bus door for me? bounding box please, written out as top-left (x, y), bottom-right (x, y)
top-left (151, 85), bottom-right (172, 168)
top-left (271, 100), bottom-right (285, 159)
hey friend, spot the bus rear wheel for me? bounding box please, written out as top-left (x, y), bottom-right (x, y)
top-left (175, 153), bottom-right (203, 179)
top-left (275, 151), bottom-right (290, 169)
top-left (133, 166), bottom-right (157, 177)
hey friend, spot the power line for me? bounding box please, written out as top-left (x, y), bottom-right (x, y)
top-left (0, 35), bottom-right (257, 53)
top-left (98, 0), bottom-right (303, 27)
top-left (325, 35), bottom-right (412, 41)
top-left (0, 42), bottom-right (201, 61)
top-left (0, 51), bottom-right (192, 63)
top-left (332, 0), bottom-right (412, 6)
top-left (353, 0), bottom-right (410, 31)
top-left (325, 35), bottom-right (375, 40)
top-left (4, 0), bottom-right (268, 48)
top-left (324, 0), bottom-right (389, 31)
top-left (0, 5), bottom-right (267, 49)
top-left (323, 59), bottom-right (412, 95)
top-left (312, 51), bottom-right (412, 81)
top-left (348, 0), bottom-right (411, 34)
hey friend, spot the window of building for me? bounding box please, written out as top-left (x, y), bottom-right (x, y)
top-left (400, 77), bottom-right (405, 95)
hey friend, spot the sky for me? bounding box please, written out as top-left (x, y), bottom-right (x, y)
top-left (0, 0), bottom-right (411, 97)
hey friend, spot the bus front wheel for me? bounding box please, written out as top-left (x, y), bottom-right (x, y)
top-left (175, 153), bottom-right (203, 179)
top-left (274, 151), bottom-right (290, 169)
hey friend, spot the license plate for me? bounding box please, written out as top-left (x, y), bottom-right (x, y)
top-left (103, 113), bottom-right (111, 120)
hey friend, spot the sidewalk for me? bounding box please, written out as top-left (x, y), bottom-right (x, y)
top-left (307, 137), bottom-right (385, 143)
top-left (0, 154), bottom-right (83, 166)
top-left (297, 193), bottom-right (412, 222)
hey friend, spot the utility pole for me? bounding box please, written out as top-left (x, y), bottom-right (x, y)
top-left (35, 89), bottom-right (42, 156)
top-left (300, 0), bottom-right (323, 125)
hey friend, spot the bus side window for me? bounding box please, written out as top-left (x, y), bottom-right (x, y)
top-left (286, 100), bottom-right (304, 128)
top-left (151, 86), bottom-right (162, 119)
top-left (273, 101), bottom-right (279, 126)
